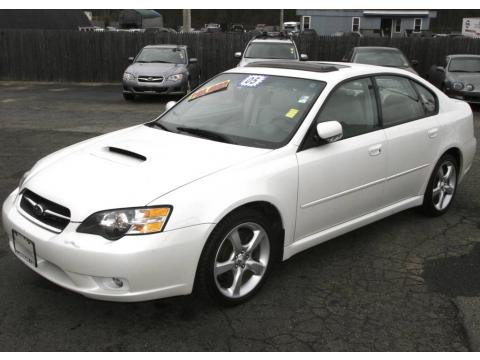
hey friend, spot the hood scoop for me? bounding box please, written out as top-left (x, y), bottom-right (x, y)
top-left (108, 147), bottom-right (147, 161)
top-left (90, 146), bottom-right (147, 166)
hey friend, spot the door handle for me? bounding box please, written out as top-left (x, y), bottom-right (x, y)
top-left (368, 144), bottom-right (382, 156)
top-left (428, 128), bottom-right (439, 138)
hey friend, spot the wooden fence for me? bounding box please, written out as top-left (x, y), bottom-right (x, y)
top-left (1, 29), bottom-right (480, 83)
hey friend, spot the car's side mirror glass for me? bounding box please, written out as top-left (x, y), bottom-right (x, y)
top-left (411, 59), bottom-right (419, 67)
top-left (436, 66), bottom-right (445, 72)
top-left (300, 54), bottom-right (309, 61)
top-left (316, 121), bottom-right (343, 143)
top-left (165, 101), bottom-right (176, 111)
top-left (128, 57), bottom-right (134, 63)
top-left (234, 52), bottom-right (242, 59)
top-left (189, 58), bottom-right (198, 64)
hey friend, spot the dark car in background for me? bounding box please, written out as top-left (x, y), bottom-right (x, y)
top-left (342, 46), bottom-right (418, 74)
top-left (122, 45), bottom-right (200, 100)
top-left (426, 54), bottom-right (480, 104)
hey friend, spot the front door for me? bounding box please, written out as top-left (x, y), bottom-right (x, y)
top-left (295, 77), bottom-right (387, 241)
top-left (380, 18), bottom-right (393, 37)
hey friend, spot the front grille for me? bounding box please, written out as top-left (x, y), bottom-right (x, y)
top-left (19, 189), bottom-right (70, 232)
top-left (137, 76), bottom-right (164, 83)
top-left (133, 86), bottom-right (167, 93)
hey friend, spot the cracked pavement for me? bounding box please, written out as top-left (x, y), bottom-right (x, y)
top-left (0, 82), bottom-right (479, 351)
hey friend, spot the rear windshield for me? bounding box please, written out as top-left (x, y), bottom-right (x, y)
top-left (353, 49), bottom-right (409, 68)
top-left (245, 43), bottom-right (298, 60)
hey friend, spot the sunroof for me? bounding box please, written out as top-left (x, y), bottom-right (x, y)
top-left (245, 61), bottom-right (347, 72)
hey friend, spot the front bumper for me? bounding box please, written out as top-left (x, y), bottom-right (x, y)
top-left (2, 189), bottom-right (214, 302)
top-left (122, 77), bottom-right (188, 96)
top-left (446, 89), bottom-right (480, 104)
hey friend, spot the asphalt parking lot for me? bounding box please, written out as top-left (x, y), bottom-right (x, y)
top-left (0, 82), bottom-right (479, 351)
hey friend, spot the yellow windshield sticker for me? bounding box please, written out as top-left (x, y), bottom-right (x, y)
top-left (189, 80), bottom-right (230, 101)
top-left (285, 108), bottom-right (299, 118)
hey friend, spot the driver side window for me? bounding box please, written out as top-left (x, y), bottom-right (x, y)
top-left (317, 77), bottom-right (379, 139)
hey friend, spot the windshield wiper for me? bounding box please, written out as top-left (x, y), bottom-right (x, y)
top-left (176, 126), bottom-right (235, 144)
top-left (146, 121), bottom-right (172, 132)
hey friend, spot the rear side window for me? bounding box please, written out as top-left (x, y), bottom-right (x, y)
top-left (317, 77), bottom-right (379, 139)
top-left (375, 76), bottom-right (424, 126)
top-left (412, 82), bottom-right (437, 116)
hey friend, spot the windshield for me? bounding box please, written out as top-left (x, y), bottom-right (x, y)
top-left (150, 73), bottom-right (325, 148)
top-left (136, 48), bottom-right (186, 64)
top-left (353, 49), bottom-right (409, 68)
top-left (449, 57), bottom-right (480, 72)
top-left (245, 43), bottom-right (298, 60)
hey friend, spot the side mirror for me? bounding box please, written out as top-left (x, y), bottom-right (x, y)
top-left (436, 66), bottom-right (445, 72)
top-left (411, 59), bottom-right (419, 67)
top-left (189, 58), bottom-right (198, 64)
top-left (316, 121), bottom-right (343, 143)
top-left (165, 101), bottom-right (176, 111)
top-left (128, 57), bottom-right (134, 63)
top-left (300, 54), bottom-right (309, 61)
top-left (234, 52), bottom-right (242, 59)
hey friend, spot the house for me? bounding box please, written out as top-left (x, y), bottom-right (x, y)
top-left (296, 10), bottom-right (437, 37)
top-left (0, 9), bottom-right (91, 30)
top-left (118, 9), bottom-right (164, 29)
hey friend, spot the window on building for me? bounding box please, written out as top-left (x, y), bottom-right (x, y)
top-left (395, 19), bottom-right (402, 33)
top-left (302, 16), bottom-right (311, 30)
top-left (352, 17), bottom-right (360, 32)
top-left (414, 18), bottom-right (422, 33)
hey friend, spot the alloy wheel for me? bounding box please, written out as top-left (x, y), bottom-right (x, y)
top-left (432, 160), bottom-right (457, 211)
top-left (213, 222), bottom-right (270, 299)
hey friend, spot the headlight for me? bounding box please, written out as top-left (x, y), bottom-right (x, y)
top-left (465, 84), bottom-right (475, 92)
top-left (452, 82), bottom-right (464, 91)
top-left (123, 72), bottom-right (135, 81)
top-left (167, 74), bottom-right (184, 81)
top-left (18, 171), bottom-right (31, 189)
top-left (77, 206), bottom-right (172, 240)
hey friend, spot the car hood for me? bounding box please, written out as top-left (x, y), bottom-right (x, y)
top-left (24, 125), bottom-right (270, 221)
top-left (125, 62), bottom-right (186, 76)
top-left (447, 72), bottom-right (480, 86)
top-left (238, 58), bottom-right (298, 67)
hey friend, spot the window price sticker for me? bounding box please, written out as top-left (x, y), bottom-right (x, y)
top-left (239, 75), bottom-right (267, 88)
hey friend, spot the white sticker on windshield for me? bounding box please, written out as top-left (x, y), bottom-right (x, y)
top-left (298, 95), bottom-right (310, 103)
top-left (239, 75), bottom-right (267, 88)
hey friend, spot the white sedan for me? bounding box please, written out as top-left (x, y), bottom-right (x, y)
top-left (2, 61), bottom-right (477, 305)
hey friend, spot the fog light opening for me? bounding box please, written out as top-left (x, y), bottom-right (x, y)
top-left (112, 277), bottom-right (124, 288)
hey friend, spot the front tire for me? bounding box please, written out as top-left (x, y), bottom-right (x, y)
top-left (195, 209), bottom-right (275, 306)
top-left (421, 154), bottom-right (458, 216)
top-left (123, 93), bottom-right (135, 101)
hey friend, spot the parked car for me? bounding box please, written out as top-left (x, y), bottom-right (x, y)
top-left (343, 46), bottom-right (418, 74)
top-left (204, 23), bottom-right (221, 33)
top-left (3, 61), bottom-right (476, 305)
top-left (283, 21), bottom-right (300, 35)
top-left (426, 54), bottom-right (480, 104)
top-left (230, 24), bottom-right (245, 33)
top-left (122, 45), bottom-right (200, 100)
top-left (235, 32), bottom-right (308, 67)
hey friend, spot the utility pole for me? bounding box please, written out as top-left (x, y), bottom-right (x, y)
top-left (182, 9), bottom-right (191, 32)
top-left (280, 9), bottom-right (284, 30)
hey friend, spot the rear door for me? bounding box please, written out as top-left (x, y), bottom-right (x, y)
top-left (375, 75), bottom-right (440, 205)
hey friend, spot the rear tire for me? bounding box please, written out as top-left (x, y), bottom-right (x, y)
top-left (195, 209), bottom-right (276, 306)
top-left (421, 154), bottom-right (458, 217)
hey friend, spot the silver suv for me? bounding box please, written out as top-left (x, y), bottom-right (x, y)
top-left (234, 32), bottom-right (308, 67)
